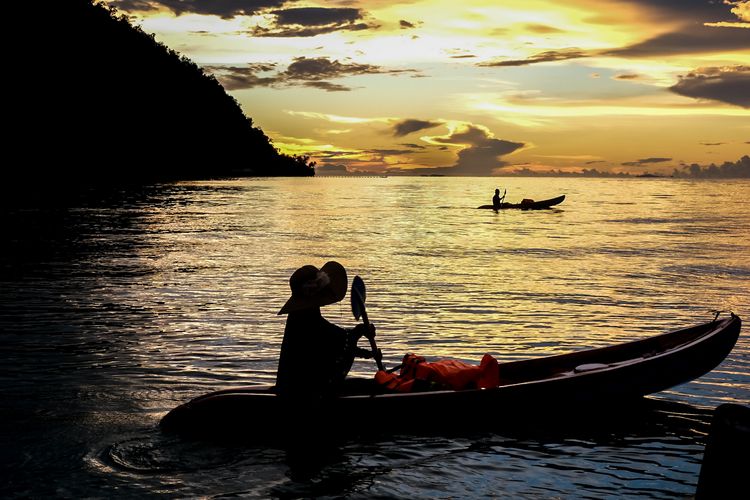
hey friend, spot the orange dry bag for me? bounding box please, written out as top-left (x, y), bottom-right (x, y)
top-left (375, 353), bottom-right (499, 392)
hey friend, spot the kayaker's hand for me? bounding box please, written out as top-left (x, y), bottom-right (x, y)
top-left (352, 323), bottom-right (376, 340)
top-left (365, 323), bottom-right (376, 340)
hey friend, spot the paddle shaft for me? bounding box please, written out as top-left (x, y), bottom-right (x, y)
top-left (352, 288), bottom-right (384, 371)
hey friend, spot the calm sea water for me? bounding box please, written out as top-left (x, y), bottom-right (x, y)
top-left (1, 177), bottom-right (748, 498)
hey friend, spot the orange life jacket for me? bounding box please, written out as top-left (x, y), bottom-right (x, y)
top-left (375, 353), bottom-right (499, 392)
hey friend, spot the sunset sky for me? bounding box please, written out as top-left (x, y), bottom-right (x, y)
top-left (106, 0), bottom-right (750, 175)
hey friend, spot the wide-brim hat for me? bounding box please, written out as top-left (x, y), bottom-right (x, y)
top-left (278, 261), bottom-right (347, 315)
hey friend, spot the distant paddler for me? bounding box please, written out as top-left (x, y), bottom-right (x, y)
top-left (492, 188), bottom-right (506, 210)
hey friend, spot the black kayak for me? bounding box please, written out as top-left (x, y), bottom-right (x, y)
top-left (478, 195), bottom-right (565, 210)
top-left (160, 314), bottom-right (741, 438)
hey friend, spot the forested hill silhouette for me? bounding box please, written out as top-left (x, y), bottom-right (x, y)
top-left (10, 0), bottom-right (314, 185)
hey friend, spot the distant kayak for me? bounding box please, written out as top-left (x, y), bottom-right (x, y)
top-left (478, 195), bottom-right (565, 210)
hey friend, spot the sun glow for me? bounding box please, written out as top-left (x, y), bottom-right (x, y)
top-left (107, 0), bottom-right (750, 175)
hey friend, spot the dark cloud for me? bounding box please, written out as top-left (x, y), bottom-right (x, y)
top-left (109, 0), bottom-right (286, 19)
top-left (316, 148), bottom-right (421, 172)
top-left (315, 163), bottom-right (350, 175)
top-left (314, 155), bottom-right (393, 175)
top-left (497, 166), bottom-right (647, 177)
top-left (314, 150), bottom-right (357, 159)
top-left (283, 57), bottom-right (418, 90)
top-left (410, 125), bottom-right (526, 175)
top-left (392, 119), bottom-right (443, 137)
top-left (205, 57), bottom-right (417, 91)
top-left (606, 25), bottom-right (750, 57)
top-left (672, 155), bottom-right (750, 178)
top-left (585, 160), bottom-right (606, 164)
top-left (479, 4), bottom-right (748, 69)
top-left (303, 81), bottom-right (352, 91)
top-left (283, 57), bottom-right (380, 80)
top-left (481, 23), bottom-right (748, 64)
top-left (252, 7), bottom-right (378, 37)
top-left (700, 142), bottom-right (726, 146)
top-left (272, 7), bottom-right (360, 25)
top-left (524, 23), bottom-right (565, 34)
top-left (616, 0), bottom-right (738, 24)
top-left (400, 20), bottom-right (416, 29)
top-left (452, 145), bottom-right (524, 173)
top-left (204, 63), bottom-right (279, 90)
top-left (622, 157), bottom-right (672, 166)
top-left (308, 153), bottom-right (374, 175)
top-left (446, 48), bottom-right (476, 58)
top-left (478, 48), bottom-right (587, 67)
top-left (669, 66), bottom-right (750, 108)
top-left (614, 73), bottom-right (641, 80)
top-left (252, 23), bottom-right (372, 37)
top-left (400, 143), bottom-right (426, 150)
top-left (368, 148), bottom-right (417, 155)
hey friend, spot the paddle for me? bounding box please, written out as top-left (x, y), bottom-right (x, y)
top-left (351, 275), bottom-right (385, 371)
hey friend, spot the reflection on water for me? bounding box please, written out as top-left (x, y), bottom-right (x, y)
top-left (82, 400), bottom-right (714, 498)
top-left (1, 177), bottom-right (748, 498)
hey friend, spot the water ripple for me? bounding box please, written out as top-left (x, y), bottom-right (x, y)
top-left (2, 177), bottom-right (748, 498)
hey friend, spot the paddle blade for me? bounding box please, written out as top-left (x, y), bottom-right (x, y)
top-left (351, 275), bottom-right (366, 320)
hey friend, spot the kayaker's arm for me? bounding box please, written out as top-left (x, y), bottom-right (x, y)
top-left (348, 324), bottom-right (381, 361)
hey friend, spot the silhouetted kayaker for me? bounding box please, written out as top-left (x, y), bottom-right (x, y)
top-left (492, 188), bottom-right (505, 209)
top-left (275, 261), bottom-right (375, 398)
